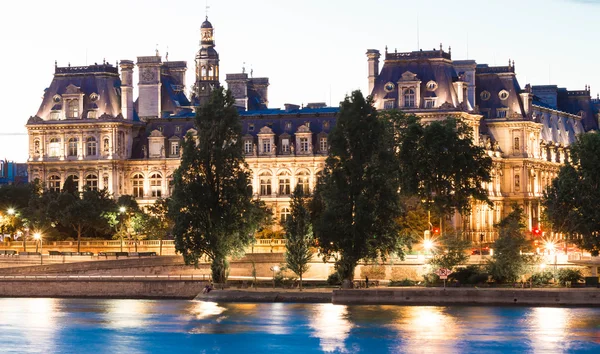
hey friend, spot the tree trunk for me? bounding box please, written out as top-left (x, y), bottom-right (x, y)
top-left (77, 225), bottom-right (81, 253)
top-left (299, 274), bottom-right (303, 291)
top-left (211, 256), bottom-right (229, 285)
top-left (337, 256), bottom-right (357, 289)
top-left (159, 238), bottom-right (163, 256)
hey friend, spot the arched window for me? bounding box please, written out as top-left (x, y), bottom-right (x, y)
top-left (68, 138), bottom-right (78, 157)
top-left (132, 173), bottom-right (144, 198)
top-left (67, 99), bottom-right (79, 118)
top-left (278, 172), bottom-right (291, 195)
top-left (296, 171), bottom-right (310, 194)
top-left (86, 137), bottom-right (97, 156)
top-left (403, 88), bottom-right (415, 108)
top-left (67, 174), bottom-right (79, 191)
top-left (259, 172), bottom-right (272, 196)
top-left (150, 173), bottom-right (162, 198)
top-left (280, 207), bottom-right (291, 223)
top-left (48, 138), bottom-right (60, 157)
top-left (85, 174), bottom-right (98, 191)
top-left (48, 175), bottom-right (61, 193)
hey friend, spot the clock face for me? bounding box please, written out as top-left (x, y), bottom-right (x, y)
top-left (384, 82), bottom-right (395, 92)
top-left (141, 69), bottom-right (155, 82)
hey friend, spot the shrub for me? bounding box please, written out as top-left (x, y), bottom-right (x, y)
top-left (557, 268), bottom-right (584, 286)
top-left (449, 266), bottom-right (489, 285)
top-left (529, 270), bottom-right (554, 286)
top-left (423, 272), bottom-right (440, 286)
top-left (326, 272), bottom-right (341, 286)
top-left (389, 279), bottom-right (415, 287)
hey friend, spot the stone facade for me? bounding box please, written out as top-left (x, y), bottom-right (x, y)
top-left (25, 20), bottom-right (600, 243)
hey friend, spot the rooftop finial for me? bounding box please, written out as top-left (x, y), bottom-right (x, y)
top-left (155, 44), bottom-right (159, 57)
top-left (512, 59), bottom-right (515, 68)
top-left (55, 60), bottom-right (57, 68)
top-left (385, 45), bottom-right (388, 54)
top-left (449, 46), bottom-right (451, 55)
top-left (166, 46), bottom-right (169, 61)
top-left (103, 58), bottom-right (106, 65)
top-left (205, 0), bottom-right (210, 19)
top-left (242, 62), bottom-right (246, 74)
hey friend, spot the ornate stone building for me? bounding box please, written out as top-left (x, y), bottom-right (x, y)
top-left (26, 19), bottom-right (600, 241)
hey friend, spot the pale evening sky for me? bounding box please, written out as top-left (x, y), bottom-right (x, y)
top-left (0, 0), bottom-right (598, 162)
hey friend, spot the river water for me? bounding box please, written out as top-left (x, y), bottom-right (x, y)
top-left (0, 298), bottom-right (599, 353)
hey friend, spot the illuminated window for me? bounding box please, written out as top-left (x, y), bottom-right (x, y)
top-left (280, 207), bottom-right (291, 223)
top-left (67, 99), bottom-right (79, 118)
top-left (300, 137), bottom-right (309, 152)
top-left (150, 173), bottom-right (162, 198)
top-left (319, 137), bottom-right (328, 152)
top-left (497, 109), bottom-right (508, 118)
top-left (48, 175), bottom-right (61, 193)
top-left (244, 140), bottom-right (253, 154)
top-left (262, 139), bottom-right (271, 153)
top-left (281, 138), bottom-right (290, 153)
top-left (132, 173), bottom-right (144, 198)
top-left (384, 100), bottom-right (395, 110)
top-left (86, 137), bottom-right (97, 156)
top-left (85, 174), bottom-right (98, 191)
top-left (68, 138), bottom-right (78, 157)
top-left (278, 172), bottom-right (291, 195)
top-left (171, 141), bottom-right (180, 156)
top-left (34, 140), bottom-right (40, 154)
top-left (260, 173), bottom-right (272, 196)
top-left (403, 88), bottom-right (415, 107)
top-left (297, 172), bottom-right (310, 194)
top-left (48, 138), bottom-right (60, 157)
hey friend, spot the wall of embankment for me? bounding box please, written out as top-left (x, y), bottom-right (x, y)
top-left (332, 288), bottom-right (600, 306)
top-left (0, 279), bottom-right (206, 299)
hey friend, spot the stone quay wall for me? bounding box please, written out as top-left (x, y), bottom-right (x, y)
top-left (0, 279), bottom-right (206, 299)
top-left (333, 288), bottom-right (600, 306)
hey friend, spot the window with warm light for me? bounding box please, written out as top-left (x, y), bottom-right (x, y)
top-left (48, 175), bottom-right (61, 192)
top-left (85, 174), bottom-right (98, 191)
top-left (260, 173), bottom-right (272, 195)
top-left (132, 173), bottom-right (144, 197)
top-left (48, 138), bottom-right (60, 157)
top-left (403, 88), bottom-right (416, 107)
top-left (68, 138), bottom-right (78, 157)
top-left (67, 99), bottom-right (79, 118)
top-left (87, 137), bottom-right (97, 156)
top-left (279, 173), bottom-right (291, 195)
top-left (150, 173), bottom-right (162, 198)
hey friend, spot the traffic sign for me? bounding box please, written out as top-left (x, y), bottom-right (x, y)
top-left (435, 268), bottom-right (452, 280)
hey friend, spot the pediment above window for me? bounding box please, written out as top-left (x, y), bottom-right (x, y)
top-left (258, 126), bottom-right (274, 134)
top-left (64, 84), bottom-right (83, 95)
top-left (149, 129), bottom-right (164, 137)
top-left (295, 124), bottom-right (311, 134)
top-left (400, 71), bottom-right (418, 81)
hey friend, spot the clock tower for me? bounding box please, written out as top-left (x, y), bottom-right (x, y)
top-left (194, 17), bottom-right (220, 106)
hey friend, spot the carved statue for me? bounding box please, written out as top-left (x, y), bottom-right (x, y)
top-left (253, 143), bottom-right (257, 156)
top-left (493, 141), bottom-right (501, 151)
top-left (142, 145), bottom-right (148, 158)
top-left (485, 138), bottom-right (492, 150)
top-left (160, 145), bottom-right (165, 157)
top-left (290, 144), bottom-right (295, 154)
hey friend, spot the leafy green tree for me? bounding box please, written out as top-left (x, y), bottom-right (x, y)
top-left (140, 198), bottom-right (173, 255)
top-left (313, 91), bottom-right (408, 288)
top-left (169, 87), bottom-right (267, 283)
top-left (284, 185), bottom-right (314, 291)
top-left (54, 188), bottom-right (116, 252)
top-left (388, 112), bottom-right (492, 225)
top-left (543, 132), bottom-right (600, 255)
top-left (428, 233), bottom-right (472, 270)
top-left (487, 205), bottom-right (538, 283)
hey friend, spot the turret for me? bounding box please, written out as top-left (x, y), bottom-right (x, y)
top-left (195, 17), bottom-right (220, 105)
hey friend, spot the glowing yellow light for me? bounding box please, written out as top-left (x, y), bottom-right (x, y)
top-left (119, 206), bottom-right (126, 213)
top-left (545, 240), bottom-right (556, 252)
top-left (33, 232), bottom-right (42, 240)
top-left (423, 239), bottom-right (434, 251)
top-left (7, 208), bottom-right (15, 215)
top-left (540, 263), bottom-right (547, 269)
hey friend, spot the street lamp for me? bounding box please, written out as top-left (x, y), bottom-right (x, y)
top-left (33, 232), bottom-right (42, 265)
top-left (423, 239), bottom-right (434, 254)
top-left (270, 265), bottom-right (280, 288)
top-left (119, 206), bottom-right (127, 252)
top-left (7, 208), bottom-right (15, 216)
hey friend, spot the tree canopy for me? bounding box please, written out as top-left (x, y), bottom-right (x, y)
top-left (284, 185), bottom-right (314, 290)
top-left (313, 91), bottom-right (408, 287)
top-left (543, 131), bottom-right (600, 255)
top-left (169, 87), bottom-right (267, 283)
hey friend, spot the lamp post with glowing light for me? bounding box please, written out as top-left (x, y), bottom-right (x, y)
top-left (270, 265), bottom-right (280, 288)
top-left (119, 206), bottom-right (127, 252)
top-left (33, 232), bottom-right (42, 265)
top-left (423, 239), bottom-right (434, 256)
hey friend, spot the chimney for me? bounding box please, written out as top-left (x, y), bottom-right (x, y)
top-left (366, 49), bottom-right (381, 95)
top-left (119, 60), bottom-right (134, 120)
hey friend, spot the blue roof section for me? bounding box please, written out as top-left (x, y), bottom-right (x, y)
top-left (167, 106), bottom-right (339, 119)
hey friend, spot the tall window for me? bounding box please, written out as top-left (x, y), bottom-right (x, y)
top-left (48, 138), bottom-right (60, 157)
top-left (319, 137), bottom-right (327, 152)
top-left (497, 109), bottom-right (508, 118)
top-left (280, 207), bottom-right (291, 223)
top-left (278, 172), bottom-right (291, 195)
top-left (281, 138), bottom-right (290, 153)
top-left (262, 139), bottom-right (271, 153)
top-left (67, 99), bottom-right (79, 118)
top-left (297, 172), bottom-right (310, 194)
top-left (244, 140), bottom-right (253, 154)
top-left (85, 174), bottom-right (98, 191)
top-left (403, 88), bottom-right (415, 108)
top-left (87, 137), bottom-right (97, 156)
top-left (424, 99), bottom-right (435, 109)
top-left (260, 173), bottom-right (272, 196)
top-left (48, 175), bottom-right (61, 192)
top-left (300, 137), bottom-right (309, 152)
top-left (132, 173), bottom-right (144, 198)
top-left (68, 138), bottom-right (78, 157)
top-left (150, 173), bottom-right (162, 198)
top-left (67, 174), bottom-right (79, 191)
top-left (171, 141), bottom-right (180, 156)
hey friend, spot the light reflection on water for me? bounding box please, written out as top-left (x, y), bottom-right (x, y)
top-left (0, 298), bottom-right (599, 353)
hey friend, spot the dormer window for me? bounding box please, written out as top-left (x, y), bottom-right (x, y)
top-left (403, 88), bottom-right (416, 108)
top-left (89, 93), bottom-right (99, 102)
top-left (281, 138), bottom-right (290, 153)
top-left (499, 90), bottom-right (510, 101)
top-left (262, 139), bottom-right (271, 153)
top-left (424, 98), bottom-right (436, 109)
top-left (248, 123), bottom-right (255, 132)
top-left (426, 81), bottom-right (438, 92)
top-left (67, 99), bottom-right (79, 118)
top-left (480, 91), bottom-right (491, 101)
top-left (384, 100), bottom-right (396, 110)
top-left (171, 141), bottom-right (180, 156)
top-left (300, 137), bottom-right (309, 152)
top-left (497, 109), bottom-right (508, 118)
top-left (244, 139), bottom-right (253, 154)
